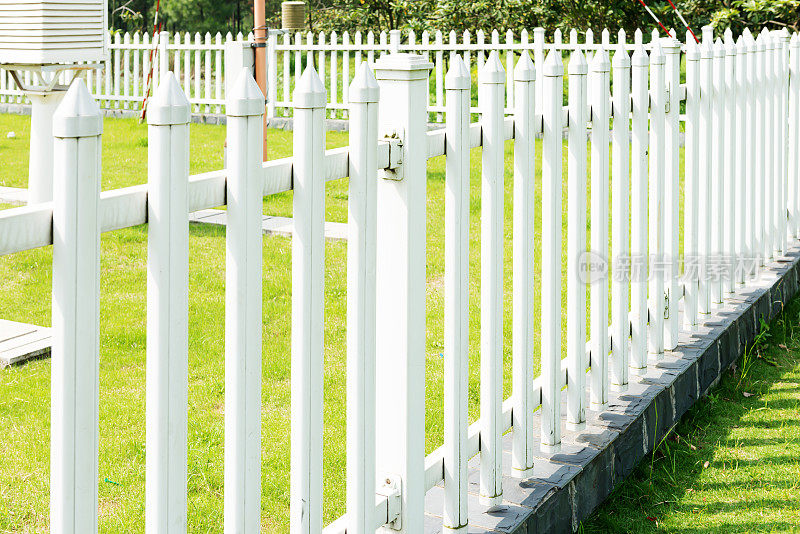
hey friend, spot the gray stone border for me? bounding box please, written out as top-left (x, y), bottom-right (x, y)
top-left (423, 243), bottom-right (800, 533)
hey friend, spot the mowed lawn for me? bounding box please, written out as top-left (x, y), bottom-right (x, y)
top-left (0, 110), bottom-right (709, 532)
top-left (583, 295), bottom-right (800, 533)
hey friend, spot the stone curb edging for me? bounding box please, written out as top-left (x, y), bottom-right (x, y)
top-left (422, 243), bottom-right (800, 534)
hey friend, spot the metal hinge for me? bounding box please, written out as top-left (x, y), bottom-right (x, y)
top-left (665, 86), bottom-right (671, 113)
top-left (380, 131), bottom-right (404, 181)
top-left (377, 474), bottom-right (402, 530)
top-left (664, 289), bottom-right (670, 320)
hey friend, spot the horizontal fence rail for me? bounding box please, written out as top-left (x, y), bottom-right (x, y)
top-left (1, 24), bottom-right (799, 534)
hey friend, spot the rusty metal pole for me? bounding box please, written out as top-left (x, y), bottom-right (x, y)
top-left (254, 0), bottom-right (268, 160)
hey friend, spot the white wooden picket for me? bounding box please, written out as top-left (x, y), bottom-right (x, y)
top-left (1, 24), bottom-right (799, 534)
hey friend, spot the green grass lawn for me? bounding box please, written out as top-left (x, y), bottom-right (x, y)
top-left (583, 297), bottom-right (800, 533)
top-left (0, 109), bottom-right (693, 533)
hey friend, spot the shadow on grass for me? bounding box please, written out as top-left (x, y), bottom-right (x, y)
top-left (580, 295), bottom-right (800, 533)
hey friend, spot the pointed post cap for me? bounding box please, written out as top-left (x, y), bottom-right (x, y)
top-left (514, 51), bottom-right (536, 81)
top-left (542, 49), bottom-right (563, 77)
top-left (374, 53), bottom-right (433, 81)
top-left (700, 37), bottom-right (713, 58)
top-left (713, 38), bottom-right (725, 57)
top-left (590, 46), bottom-right (610, 71)
top-left (649, 40), bottom-right (665, 64)
top-left (479, 50), bottom-right (505, 84)
top-left (348, 62), bottom-right (379, 103)
top-left (736, 35), bottom-right (747, 52)
top-left (724, 32), bottom-right (736, 54)
top-left (293, 64), bottom-right (326, 108)
top-left (760, 28), bottom-right (773, 48)
top-left (53, 79), bottom-right (102, 138)
top-left (755, 31), bottom-right (765, 50)
top-left (445, 55), bottom-right (471, 89)
top-left (227, 68), bottom-right (265, 116)
top-left (632, 43), bottom-right (649, 67)
top-left (147, 72), bottom-right (190, 125)
top-left (612, 47), bottom-right (630, 68)
top-left (568, 49), bottom-right (587, 75)
top-left (685, 35), bottom-right (700, 60)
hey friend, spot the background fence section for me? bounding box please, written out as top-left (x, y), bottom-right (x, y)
top-left (0, 27), bottom-right (752, 122)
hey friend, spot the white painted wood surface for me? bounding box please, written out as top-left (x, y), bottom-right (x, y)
top-left (443, 54), bottom-right (470, 533)
top-left (345, 62), bottom-right (379, 534)
top-left (478, 50), bottom-right (505, 508)
top-left (630, 41), bottom-right (649, 373)
top-left (540, 49), bottom-right (563, 452)
top-left (610, 37), bottom-right (630, 390)
top-left (590, 46), bottom-right (610, 409)
top-left (373, 53), bottom-right (432, 534)
top-left (511, 51), bottom-right (536, 479)
top-left (145, 72), bottom-right (190, 534)
top-left (49, 79), bottom-right (102, 534)
top-left (698, 36), bottom-right (713, 312)
top-left (566, 45), bottom-right (587, 429)
top-left (290, 64), bottom-right (326, 534)
top-left (683, 36), bottom-right (700, 328)
top-left (663, 36), bottom-right (681, 348)
top-left (224, 68), bottom-right (265, 533)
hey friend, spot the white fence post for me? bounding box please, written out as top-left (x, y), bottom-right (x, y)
top-left (590, 46), bottom-right (610, 408)
top-left (158, 31), bottom-right (169, 93)
top-left (346, 62), bottom-right (379, 534)
top-left (291, 65), bottom-right (326, 534)
top-left (374, 54), bottom-right (432, 534)
top-left (683, 35), bottom-right (700, 327)
top-left (698, 37), bottom-right (713, 313)
top-left (610, 38), bottom-right (630, 390)
top-left (512, 51), bottom-right (536, 477)
top-left (775, 31), bottom-right (789, 254)
top-left (745, 30), bottom-right (758, 274)
top-left (735, 36), bottom-right (748, 285)
top-left (790, 34), bottom-right (800, 238)
top-left (443, 55), bottom-right (470, 532)
top-left (723, 32), bottom-right (736, 292)
top-left (145, 72), bottom-right (191, 533)
top-left (630, 42), bottom-right (649, 371)
top-left (479, 50), bottom-right (505, 507)
top-left (225, 41), bottom-right (255, 104)
top-left (224, 68), bottom-right (265, 533)
top-left (566, 48), bottom-right (587, 430)
top-left (710, 38), bottom-right (724, 305)
top-left (663, 36), bottom-right (680, 347)
top-left (761, 30), bottom-right (775, 262)
top-left (751, 33), bottom-right (770, 266)
top-left (541, 49), bottom-right (563, 452)
top-left (50, 79), bottom-right (102, 534)
top-left (533, 27), bottom-right (545, 123)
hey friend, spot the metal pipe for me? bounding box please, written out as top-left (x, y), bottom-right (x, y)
top-left (254, 0), bottom-right (268, 159)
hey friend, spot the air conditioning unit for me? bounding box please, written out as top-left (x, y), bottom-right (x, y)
top-left (0, 0), bottom-right (108, 65)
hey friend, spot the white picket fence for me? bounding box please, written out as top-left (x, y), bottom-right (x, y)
top-left (0, 25), bottom-right (799, 534)
top-left (0, 30), bottom-right (244, 113)
top-left (0, 26), bottom-right (771, 122)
